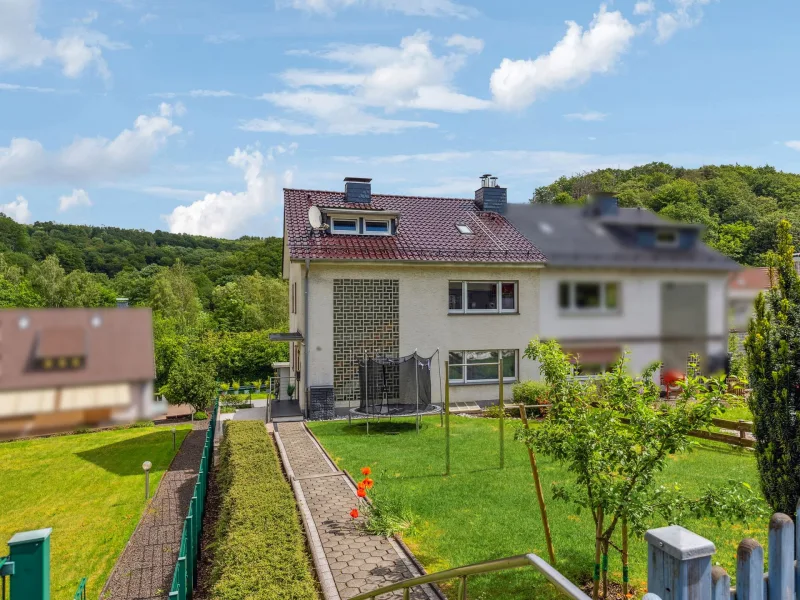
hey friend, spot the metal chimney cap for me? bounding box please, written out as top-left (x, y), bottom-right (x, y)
top-left (343, 177), bottom-right (372, 183)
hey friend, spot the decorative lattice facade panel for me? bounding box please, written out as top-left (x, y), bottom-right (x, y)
top-left (333, 279), bottom-right (399, 405)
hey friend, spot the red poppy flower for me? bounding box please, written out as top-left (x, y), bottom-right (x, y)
top-left (363, 478), bottom-right (374, 489)
top-left (350, 508), bottom-right (359, 519)
top-left (361, 466), bottom-right (372, 476)
top-left (357, 488), bottom-right (367, 498)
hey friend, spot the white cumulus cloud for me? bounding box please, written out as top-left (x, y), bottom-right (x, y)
top-left (58, 188), bottom-right (92, 211)
top-left (252, 31), bottom-right (489, 135)
top-left (490, 5), bottom-right (637, 110)
top-left (0, 0), bottom-right (127, 79)
top-left (0, 104), bottom-right (182, 184)
top-left (164, 149), bottom-right (282, 238)
top-left (445, 34), bottom-right (484, 53)
top-left (0, 195), bottom-right (32, 223)
top-left (785, 141), bottom-right (800, 151)
top-left (564, 111), bottom-right (608, 121)
top-left (633, 0), bottom-right (655, 15)
top-left (656, 0), bottom-right (713, 42)
top-left (279, 0), bottom-right (475, 18)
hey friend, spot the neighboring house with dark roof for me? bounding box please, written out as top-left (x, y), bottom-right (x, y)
top-left (279, 175), bottom-right (546, 419)
top-left (0, 307), bottom-right (163, 438)
top-left (505, 192), bottom-right (740, 375)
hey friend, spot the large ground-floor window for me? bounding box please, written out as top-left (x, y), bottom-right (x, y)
top-left (448, 349), bottom-right (517, 384)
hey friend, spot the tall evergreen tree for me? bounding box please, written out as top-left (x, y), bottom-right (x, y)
top-left (744, 219), bottom-right (800, 514)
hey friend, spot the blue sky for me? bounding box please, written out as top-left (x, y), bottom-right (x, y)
top-left (0, 0), bottom-right (798, 238)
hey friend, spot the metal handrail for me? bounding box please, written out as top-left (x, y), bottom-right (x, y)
top-left (348, 553), bottom-right (592, 600)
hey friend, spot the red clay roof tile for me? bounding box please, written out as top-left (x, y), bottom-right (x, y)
top-left (284, 188), bottom-right (546, 263)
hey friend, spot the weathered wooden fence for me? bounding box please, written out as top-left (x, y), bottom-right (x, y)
top-left (644, 506), bottom-right (799, 600)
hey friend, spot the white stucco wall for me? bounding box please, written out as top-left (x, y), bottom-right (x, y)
top-left (539, 268), bottom-right (729, 374)
top-left (293, 261), bottom-right (543, 405)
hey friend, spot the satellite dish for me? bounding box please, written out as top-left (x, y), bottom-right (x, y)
top-left (308, 205), bottom-right (323, 229)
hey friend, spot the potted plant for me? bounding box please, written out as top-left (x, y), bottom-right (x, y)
top-left (287, 383), bottom-right (296, 402)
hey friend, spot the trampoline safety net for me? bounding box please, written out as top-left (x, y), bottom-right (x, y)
top-left (357, 352), bottom-right (433, 416)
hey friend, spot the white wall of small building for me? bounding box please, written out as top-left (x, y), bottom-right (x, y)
top-left (292, 261), bottom-right (543, 407)
top-left (538, 268), bottom-right (729, 374)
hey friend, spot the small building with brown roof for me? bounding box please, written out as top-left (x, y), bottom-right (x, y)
top-left (0, 307), bottom-right (162, 438)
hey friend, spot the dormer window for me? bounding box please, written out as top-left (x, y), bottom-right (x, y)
top-left (365, 220), bottom-right (390, 235)
top-left (331, 218), bottom-right (358, 234)
top-left (655, 230), bottom-right (679, 248)
top-left (324, 208), bottom-right (397, 236)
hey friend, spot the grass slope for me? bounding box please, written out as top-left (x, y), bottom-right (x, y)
top-left (308, 416), bottom-right (768, 600)
top-left (0, 425), bottom-right (190, 597)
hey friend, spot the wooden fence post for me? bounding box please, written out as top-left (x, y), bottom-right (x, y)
top-left (736, 538), bottom-right (764, 600)
top-left (768, 513), bottom-right (794, 600)
top-left (644, 525), bottom-right (715, 600)
top-left (711, 566), bottom-right (730, 600)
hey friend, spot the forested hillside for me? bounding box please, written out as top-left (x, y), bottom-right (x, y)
top-left (0, 217), bottom-right (288, 397)
top-left (531, 163), bottom-right (800, 266)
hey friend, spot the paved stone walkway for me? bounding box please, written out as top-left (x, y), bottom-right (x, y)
top-left (101, 421), bottom-right (209, 600)
top-left (275, 422), bottom-right (438, 600)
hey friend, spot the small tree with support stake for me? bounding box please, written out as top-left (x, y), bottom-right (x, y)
top-left (517, 339), bottom-right (766, 600)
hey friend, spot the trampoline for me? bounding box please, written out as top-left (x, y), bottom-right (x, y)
top-left (349, 352), bottom-right (441, 430)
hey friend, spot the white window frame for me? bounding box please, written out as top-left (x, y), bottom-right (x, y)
top-left (448, 281), bottom-right (518, 314)
top-left (448, 349), bottom-right (518, 385)
top-left (655, 229), bottom-right (680, 248)
top-left (330, 218), bottom-right (359, 235)
top-left (558, 281), bottom-right (621, 314)
top-left (364, 219), bottom-right (392, 236)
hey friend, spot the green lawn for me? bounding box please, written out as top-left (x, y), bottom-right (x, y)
top-left (308, 416), bottom-right (769, 600)
top-left (0, 425), bottom-right (191, 598)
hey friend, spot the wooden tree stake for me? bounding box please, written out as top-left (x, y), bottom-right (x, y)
top-left (519, 403), bottom-right (556, 565)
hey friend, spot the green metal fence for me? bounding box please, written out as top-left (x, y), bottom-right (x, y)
top-left (168, 400), bottom-right (218, 600)
top-left (72, 577), bottom-right (86, 600)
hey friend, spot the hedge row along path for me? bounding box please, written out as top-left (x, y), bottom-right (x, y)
top-left (101, 420), bottom-right (210, 600)
top-left (274, 422), bottom-right (439, 600)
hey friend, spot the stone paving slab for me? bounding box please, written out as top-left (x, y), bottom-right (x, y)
top-left (101, 421), bottom-right (209, 600)
top-left (275, 422), bottom-right (438, 600)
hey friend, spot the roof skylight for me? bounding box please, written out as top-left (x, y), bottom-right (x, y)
top-left (456, 224), bottom-right (473, 235)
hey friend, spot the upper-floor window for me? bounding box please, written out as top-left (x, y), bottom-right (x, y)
top-left (559, 282), bottom-right (619, 313)
top-left (331, 218), bottom-right (358, 234)
top-left (655, 229), bottom-right (679, 248)
top-left (449, 281), bottom-right (517, 314)
top-left (330, 216), bottom-right (392, 236)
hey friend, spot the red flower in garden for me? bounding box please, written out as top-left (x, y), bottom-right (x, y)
top-left (350, 508), bottom-right (359, 519)
top-left (362, 478), bottom-right (374, 489)
top-left (357, 487), bottom-right (367, 498)
top-left (361, 466), bottom-right (371, 476)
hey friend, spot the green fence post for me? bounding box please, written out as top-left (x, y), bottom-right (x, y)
top-left (185, 514), bottom-right (194, 596)
top-left (8, 528), bottom-right (52, 600)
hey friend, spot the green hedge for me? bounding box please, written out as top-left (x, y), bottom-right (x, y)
top-left (211, 421), bottom-right (318, 599)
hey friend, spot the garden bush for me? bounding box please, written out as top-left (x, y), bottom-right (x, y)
top-left (211, 421), bottom-right (317, 600)
top-left (512, 380), bottom-right (549, 405)
top-left (193, 411), bottom-right (208, 420)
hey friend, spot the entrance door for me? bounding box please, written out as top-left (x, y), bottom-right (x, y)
top-left (660, 282), bottom-right (707, 372)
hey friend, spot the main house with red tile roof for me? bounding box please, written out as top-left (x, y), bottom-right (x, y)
top-left (278, 175), bottom-right (738, 420)
top-left (278, 175), bottom-right (546, 419)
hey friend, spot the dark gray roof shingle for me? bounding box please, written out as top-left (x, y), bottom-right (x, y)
top-left (504, 203), bottom-right (740, 271)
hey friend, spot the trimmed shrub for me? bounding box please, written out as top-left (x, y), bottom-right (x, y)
top-left (193, 411), bottom-right (208, 420)
top-left (211, 421), bottom-right (317, 600)
top-left (512, 380), bottom-right (550, 405)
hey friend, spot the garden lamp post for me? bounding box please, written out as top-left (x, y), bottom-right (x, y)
top-left (171, 427), bottom-right (176, 451)
top-left (142, 461), bottom-right (152, 499)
